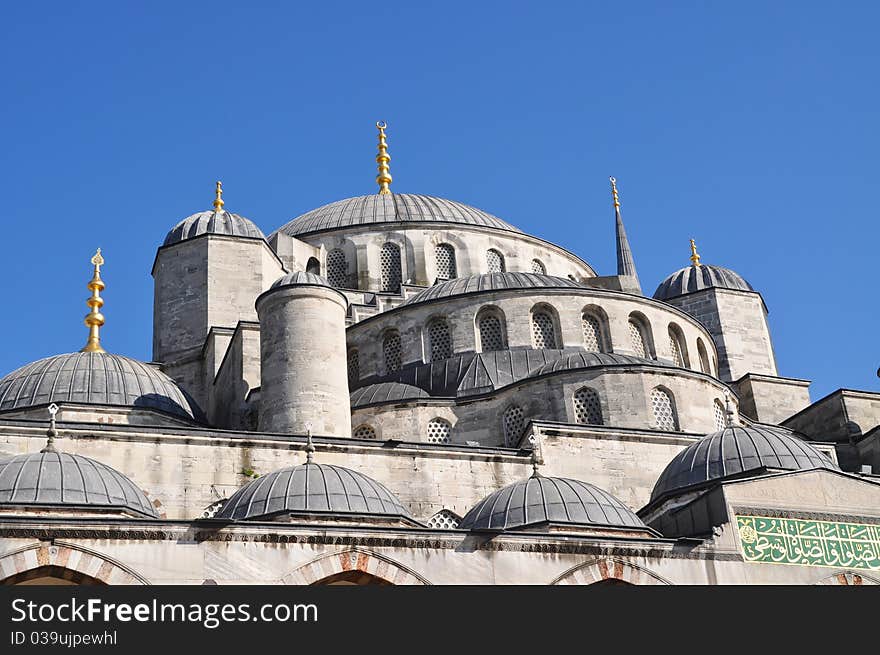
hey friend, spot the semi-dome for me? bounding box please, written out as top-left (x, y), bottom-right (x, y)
top-left (459, 475), bottom-right (646, 532)
top-left (273, 193), bottom-right (522, 238)
top-left (163, 209), bottom-right (265, 246)
top-left (350, 382), bottom-right (430, 407)
top-left (654, 264), bottom-right (753, 301)
top-left (270, 270), bottom-right (335, 289)
top-left (0, 450), bottom-right (158, 517)
top-left (405, 272), bottom-right (584, 305)
top-left (215, 462), bottom-right (411, 521)
top-left (650, 424), bottom-right (838, 502)
top-left (0, 352), bottom-right (202, 422)
top-left (528, 352), bottom-right (674, 378)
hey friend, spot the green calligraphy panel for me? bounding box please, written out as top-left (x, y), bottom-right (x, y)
top-left (736, 515), bottom-right (880, 570)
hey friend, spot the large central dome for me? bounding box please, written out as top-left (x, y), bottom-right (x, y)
top-left (272, 193), bottom-right (522, 238)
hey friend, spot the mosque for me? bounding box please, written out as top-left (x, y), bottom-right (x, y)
top-left (1, 122), bottom-right (879, 585)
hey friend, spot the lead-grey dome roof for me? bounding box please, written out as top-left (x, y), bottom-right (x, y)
top-left (270, 271), bottom-right (334, 289)
top-left (459, 476), bottom-right (646, 532)
top-left (0, 352), bottom-right (202, 422)
top-left (215, 462), bottom-right (411, 521)
top-left (650, 424), bottom-right (838, 502)
top-left (654, 264), bottom-right (753, 300)
top-left (405, 272), bottom-right (584, 305)
top-left (163, 209), bottom-right (265, 246)
top-left (0, 451), bottom-right (158, 517)
top-left (350, 382), bottom-right (430, 407)
top-left (528, 352), bottom-right (674, 378)
top-left (273, 193), bottom-right (522, 238)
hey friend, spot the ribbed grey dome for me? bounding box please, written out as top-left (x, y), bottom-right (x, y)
top-left (653, 264), bottom-right (753, 300)
top-left (215, 463), bottom-right (410, 521)
top-left (350, 382), bottom-right (429, 407)
top-left (650, 425), bottom-right (838, 502)
top-left (460, 476), bottom-right (645, 531)
top-left (405, 272), bottom-right (584, 306)
top-left (163, 210), bottom-right (265, 246)
top-left (270, 271), bottom-right (334, 289)
top-left (0, 451), bottom-right (158, 517)
top-left (273, 193), bottom-right (521, 238)
top-left (0, 352), bottom-right (202, 422)
top-left (528, 352), bottom-right (674, 378)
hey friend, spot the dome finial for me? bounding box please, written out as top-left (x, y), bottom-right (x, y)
top-left (41, 403), bottom-right (60, 454)
top-left (724, 389), bottom-right (739, 427)
top-left (375, 121), bottom-right (392, 195)
top-left (528, 434), bottom-right (543, 478)
top-left (304, 422), bottom-right (315, 464)
top-left (690, 238), bottom-right (701, 267)
top-left (80, 249), bottom-right (106, 353)
top-left (213, 180), bottom-right (224, 212)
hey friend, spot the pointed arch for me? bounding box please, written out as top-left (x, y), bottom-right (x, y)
top-left (282, 549), bottom-right (431, 585)
top-left (0, 543), bottom-right (149, 585)
top-left (551, 557), bottom-right (671, 585)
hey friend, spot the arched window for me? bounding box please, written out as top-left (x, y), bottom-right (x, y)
top-left (487, 249), bottom-right (505, 273)
top-left (628, 315), bottom-right (652, 358)
top-left (651, 387), bottom-right (679, 431)
top-left (427, 319), bottom-right (452, 361)
top-left (503, 405), bottom-right (525, 446)
top-left (581, 311), bottom-right (608, 353)
top-left (426, 509), bottom-right (461, 529)
top-left (435, 243), bottom-right (457, 280)
top-left (353, 424), bottom-right (377, 439)
top-left (573, 387), bottom-right (603, 425)
top-left (531, 258), bottom-right (546, 275)
top-left (347, 348), bottom-right (359, 383)
top-left (306, 257), bottom-right (321, 275)
top-left (531, 306), bottom-right (559, 349)
top-left (380, 242), bottom-right (402, 292)
top-left (326, 248), bottom-right (348, 288)
top-left (427, 418), bottom-right (451, 444)
top-left (697, 338), bottom-right (711, 374)
top-left (383, 331), bottom-right (401, 373)
top-left (668, 324), bottom-right (689, 368)
top-left (713, 399), bottom-right (726, 431)
top-left (476, 308), bottom-right (506, 352)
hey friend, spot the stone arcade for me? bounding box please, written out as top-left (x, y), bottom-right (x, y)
top-left (1, 123), bottom-right (879, 585)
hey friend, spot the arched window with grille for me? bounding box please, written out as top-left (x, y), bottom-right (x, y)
top-left (713, 399), bottom-right (726, 431)
top-left (476, 307), bottom-right (506, 352)
top-left (487, 249), bottom-right (505, 273)
top-left (573, 387), bottom-right (603, 425)
top-left (531, 305), bottom-right (559, 349)
top-left (347, 348), bottom-right (359, 383)
top-left (697, 338), bottom-right (711, 374)
top-left (427, 318), bottom-right (452, 361)
top-left (651, 387), bottom-right (679, 431)
top-left (531, 258), bottom-right (546, 275)
top-left (581, 308), bottom-right (608, 353)
top-left (668, 324), bottom-right (689, 368)
top-left (306, 257), bottom-right (321, 275)
top-left (326, 248), bottom-right (348, 288)
top-left (383, 330), bottom-right (401, 373)
top-left (628, 314), bottom-right (652, 358)
top-left (426, 509), bottom-right (461, 529)
top-left (380, 242), bottom-right (402, 292)
top-left (502, 405), bottom-right (525, 446)
top-left (427, 418), bottom-right (451, 444)
top-left (353, 424), bottom-right (377, 439)
top-left (435, 243), bottom-right (457, 280)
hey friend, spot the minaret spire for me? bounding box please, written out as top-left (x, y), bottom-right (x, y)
top-left (375, 121), bottom-right (392, 195)
top-left (610, 177), bottom-right (641, 291)
top-left (80, 249), bottom-right (107, 353)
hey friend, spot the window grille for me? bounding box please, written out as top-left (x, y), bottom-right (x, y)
top-left (651, 388), bottom-right (678, 430)
top-left (435, 243), bottom-right (457, 279)
top-left (669, 332), bottom-right (683, 367)
top-left (353, 424), bottom-right (377, 439)
top-left (629, 320), bottom-right (647, 358)
top-left (503, 405), bottom-right (525, 446)
top-left (427, 419), bottom-right (451, 444)
top-left (426, 509), bottom-right (461, 529)
top-left (383, 331), bottom-right (401, 372)
top-left (327, 248), bottom-right (347, 288)
top-left (532, 311), bottom-right (557, 349)
top-left (428, 320), bottom-right (452, 361)
top-left (479, 315), bottom-right (504, 352)
top-left (574, 388), bottom-right (603, 425)
top-left (582, 314), bottom-right (602, 352)
top-left (713, 400), bottom-right (727, 431)
top-left (347, 349), bottom-right (359, 382)
top-left (487, 249), bottom-right (505, 273)
top-left (380, 242), bottom-right (402, 292)
top-left (531, 259), bottom-right (546, 275)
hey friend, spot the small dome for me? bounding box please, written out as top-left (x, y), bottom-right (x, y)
top-left (350, 382), bottom-right (429, 407)
top-left (0, 352), bottom-right (202, 422)
top-left (528, 352), bottom-right (674, 378)
top-left (459, 476), bottom-right (646, 532)
top-left (405, 272), bottom-right (584, 306)
top-left (272, 193), bottom-right (521, 239)
top-left (270, 271), bottom-right (334, 290)
top-left (0, 451), bottom-right (158, 517)
top-left (215, 462), bottom-right (410, 521)
top-left (650, 424), bottom-right (838, 502)
top-left (653, 264), bottom-right (753, 300)
top-left (163, 210), bottom-right (265, 246)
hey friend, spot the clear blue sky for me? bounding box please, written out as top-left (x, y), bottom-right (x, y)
top-left (1, 2), bottom-right (877, 401)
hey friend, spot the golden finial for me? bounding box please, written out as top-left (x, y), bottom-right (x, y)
top-left (375, 121), bottom-right (392, 195)
top-left (689, 238), bottom-right (701, 267)
top-left (80, 249), bottom-right (106, 353)
top-left (609, 176), bottom-right (621, 210)
top-left (213, 180), bottom-right (224, 212)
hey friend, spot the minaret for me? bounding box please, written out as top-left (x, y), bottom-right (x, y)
top-left (610, 177), bottom-right (641, 293)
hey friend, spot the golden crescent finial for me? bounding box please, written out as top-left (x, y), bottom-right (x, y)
top-left (80, 248), bottom-right (107, 353)
top-left (213, 180), bottom-right (224, 212)
top-left (376, 121), bottom-right (392, 195)
top-left (609, 176), bottom-right (620, 210)
top-left (690, 238), bottom-right (701, 267)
